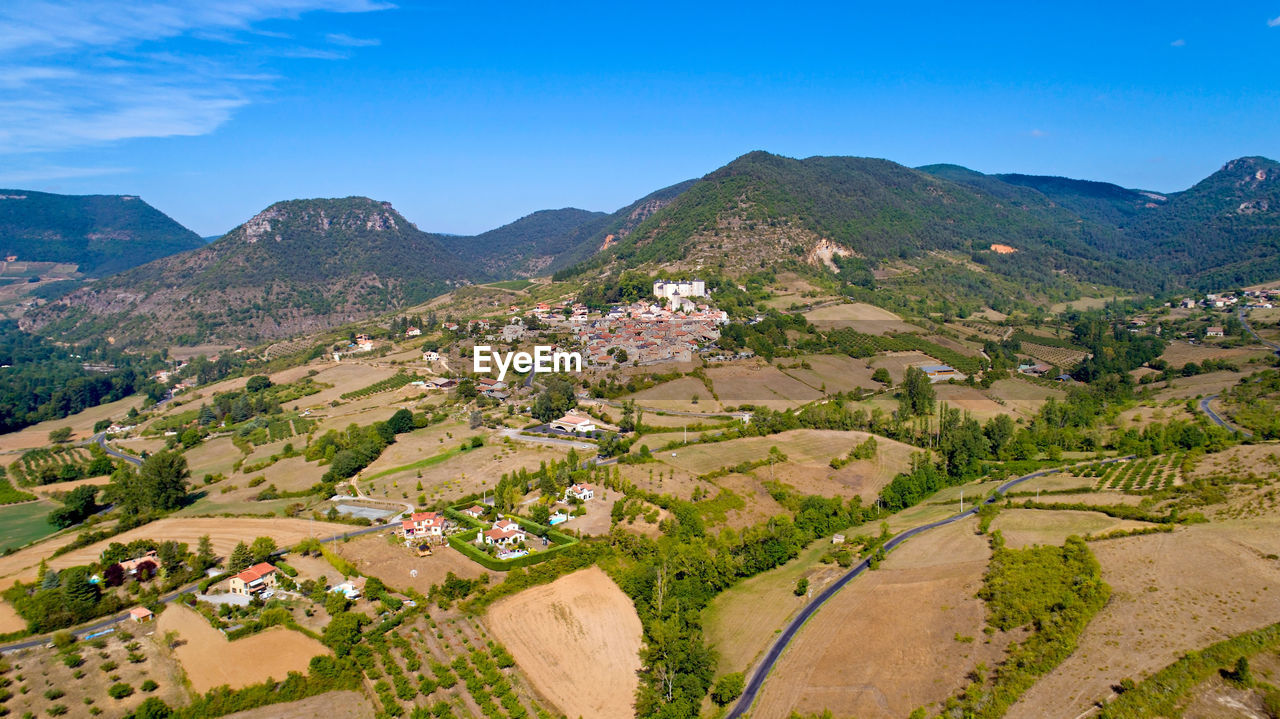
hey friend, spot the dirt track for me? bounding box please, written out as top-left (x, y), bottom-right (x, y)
top-left (485, 567), bottom-right (642, 719)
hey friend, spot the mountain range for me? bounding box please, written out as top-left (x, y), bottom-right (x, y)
top-left (12, 152), bottom-right (1280, 346)
top-left (0, 190), bottom-right (204, 276)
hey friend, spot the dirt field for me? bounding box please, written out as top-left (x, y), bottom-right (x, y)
top-left (1007, 521), bottom-right (1280, 718)
top-left (0, 517), bottom-right (355, 586)
top-left (222, 691), bottom-right (374, 719)
top-left (1158, 340), bottom-right (1266, 367)
top-left (362, 438), bottom-right (570, 507)
top-left (485, 567), bottom-right (642, 719)
top-left (0, 596), bottom-right (25, 633)
top-left (627, 376), bottom-right (724, 412)
top-left (1153, 370), bottom-right (1250, 401)
top-left (803, 302), bottom-right (918, 334)
top-left (751, 517), bottom-right (1009, 719)
top-left (707, 363), bottom-right (824, 410)
top-left (158, 604), bottom-right (330, 693)
top-left (868, 351), bottom-right (944, 383)
top-left (328, 532), bottom-right (496, 596)
top-left (780, 354), bottom-right (881, 394)
top-left (989, 509), bottom-right (1157, 548)
top-left (28, 475), bottom-right (113, 498)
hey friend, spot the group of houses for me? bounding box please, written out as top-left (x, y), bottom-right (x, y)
top-left (571, 301), bottom-right (728, 366)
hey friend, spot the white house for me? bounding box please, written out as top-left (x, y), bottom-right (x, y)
top-left (550, 414), bottom-right (596, 434)
top-left (482, 518), bottom-right (527, 546)
top-left (406, 327), bottom-right (422, 337)
top-left (565, 483), bottom-right (595, 501)
top-left (401, 511), bottom-right (446, 542)
top-left (1206, 326), bottom-right (1225, 337)
top-left (423, 351), bottom-right (441, 362)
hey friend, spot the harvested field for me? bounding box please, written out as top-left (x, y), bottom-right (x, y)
top-left (1007, 521), bottom-right (1280, 718)
top-left (362, 439), bottom-right (569, 507)
top-left (485, 567), bottom-right (642, 719)
top-left (1153, 370), bottom-right (1248, 400)
top-left (707, 363), bottom-right (824, 410)
top-left (778, 354), bottom-right (880, 394)
top-left (222, 691), bottom-right (374, 719)
top-left (158, 604), bottom-right (330, 693)
top-left (0, 516), bottom-right (355, 586)
top-left (803, 302), bottom-right (917, 334)
top-left (751, 517), bottom-right (1010, 719)
top-left (28, 475), bottom-right (112, 498)
top-left (0, 596), bottom-right (24, 633)
top-left (988, 509), bottom-right (1158, 548)
top-left (869, 351), bottom-right (943, 383)
top-left (626, 376), bottom-right (723, 412)
top-left (1159, 340), bottom-right (1266, 367)
top-left (328, 532), bottom-right (496, 596)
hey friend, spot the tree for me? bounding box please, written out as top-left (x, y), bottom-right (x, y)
top-left (179, 427), bottom-right (201, 448)
top-left (130, 697), bottom-right (174, 719)
top-left (529, 504), bottom-right (550, 526)
top-left (245, 375), bottom-right (272, 393)
top-left (898, 366), bottom-right (936, 417)
top-left (532, 376), bottom-right (577, 422)
top-left (117, 450), bottom-right (190, 514)
top-left (195, 535), bottom-right (215, 570)
top-left (322, 611), bottom-right (369, 657)
top-left (387, 408), bottom-right (414, 434)
top-left (249, 536), bottom-right (277, 564)
top-left (48, 485), bottom-right (98, 529)
top-left (794, 577), bottom-right (809, 596)
top-left (102, 563), bottom-right (125, 587)
top-left (711, 672), bottom-right (745, 706)
top-left (197, 404), bottom-right (217, 426)
top-left (872, 367), bottom-right (891, 385)
top-left (229, 541), bottom-right (253, 572)
top-left (48, 427), bottom-right (73, 443)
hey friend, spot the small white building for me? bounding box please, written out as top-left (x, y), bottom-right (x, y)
top-left (565, 483), bottom-right (595, 501)
top-left (550, 414), bottom-right (596, 434)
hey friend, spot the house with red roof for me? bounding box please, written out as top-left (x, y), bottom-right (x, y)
top-left (229, 563), bottom-right (278, 596)
top-left (401, 511), bottom-right (447, 542)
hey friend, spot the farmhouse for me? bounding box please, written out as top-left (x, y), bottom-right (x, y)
top-left (550, 414), bottom-right (597, 434)
top-left (482, 518), bottom-right (527, 547)
top-left (1018, 362), bottom-right (1052, 377)
top-left (461, 505), bottom-right (486, 519)
top-left (118, 550), bottom-right (158, 577)
top-left (565, 483), bottom-right (596, 501)
top-left (918, 364), bottom-right (964, 382)
top-left (406, 326), bottom-right (421, 337)
top-left (1206, 326), bottom-right (1225, 337)
top-left (402, 511), bottom-right (446, 542)
top-left (423, 351), bottom-right (440, 362)
top-left (229, 563), bottom-right (278, 596)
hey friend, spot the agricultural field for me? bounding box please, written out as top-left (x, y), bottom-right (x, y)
top-left (988, 509), bottom-right (1158, 548)
top-left (1158, 339), bottom-right (1265, 367)
top-left (0, 619), bottom-right (188, 718)
top-left (0, 394), bottom-right (145, 452)
top-left (1007, 522), bottom-right (1280, 718)
top-left (802, 302), bottom-right (918, 334)
top-left (776, 353), bottom-right (882, 394)
top-left (707, 362), bottom-right (825, 410)
top-left (750, 517), bottom-right (1010, 719)
top-left (0, 499), bottom-right (58, 554)
top-left (626, 376), bottom-right (724, 412)
top-left (158, 604), bottom-right (329, 693)
top-left (1019, 341), bottom-right (1089, 368)
top-left (486, 567), bottom-right (642, 719)
top-left (1082, 453), bottom-right (1187, 491)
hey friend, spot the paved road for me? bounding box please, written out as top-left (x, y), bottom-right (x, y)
top-left (0, 521), bottom-right (395, 654)
top-left (90, 432), bottom-right (142, 467)
top-left (725, 455), bottom-right (1134, 718)
top-left (500, 427), bottom-right (597, 451)
top-left (1239, 307), bottom-right (1280, 352)
top-left (1197, 394), bottom-right (1252, 438)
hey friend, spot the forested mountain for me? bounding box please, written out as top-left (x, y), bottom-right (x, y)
top-left (437, 208), bottom-right (608, 277)
top-left (23, 197), bottom-right (470, 346)
top-left (920, 156), bottom-right (1280, 289)
top-left (438, 180), bottom-right (697, 278)
top-left (0, 189), bottom-right (204, 275)
top-left (564, 151), bottom-right (1148, 291)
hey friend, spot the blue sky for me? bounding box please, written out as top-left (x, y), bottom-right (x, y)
top-left (2, 2), bottom-right (1279, 236)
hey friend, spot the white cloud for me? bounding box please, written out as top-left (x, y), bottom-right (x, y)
top-left (0, 1), bottom-right (391, 154)
top-left (1170, 38), bottom-right (1186, 47)
top-left (326, 32), bottom-right (380, 47)
top-left (1269, 15), bottom-right (1280, 27)
top-left (1029, 129), bottom-right (1048, 138)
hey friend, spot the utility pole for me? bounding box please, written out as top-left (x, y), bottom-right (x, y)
top-left (960, 489), bottom-right (964, 513)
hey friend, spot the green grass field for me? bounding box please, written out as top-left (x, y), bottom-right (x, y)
top-left (0, 501), bottom-right (57, 553)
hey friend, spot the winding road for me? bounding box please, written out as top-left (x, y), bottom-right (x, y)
top-left (725, 455), bottom-right (1134, 718)
top-left (1239, 306), bottom-right (1280, 352)
top-left (90, 432), bottom-right (142, 467)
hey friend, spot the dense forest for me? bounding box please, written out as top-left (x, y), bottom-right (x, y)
top-left (0, 322), bottom-right (167, 433)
